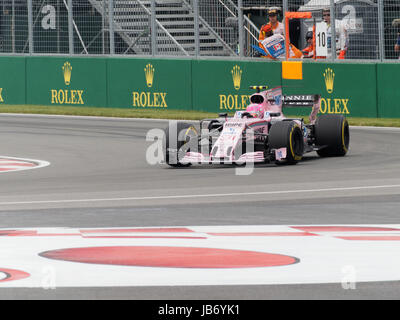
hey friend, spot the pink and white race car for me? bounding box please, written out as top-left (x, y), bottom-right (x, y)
top-left (164, 86), bottom-right (349, 166)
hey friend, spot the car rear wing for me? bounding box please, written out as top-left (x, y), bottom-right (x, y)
top-left (279, 94), bottom-right (321, 125)
top-left (281, 95), bottom-right (321, 107)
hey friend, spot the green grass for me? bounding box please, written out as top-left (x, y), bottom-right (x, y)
top-left (1, 104), bottom-right (400, 127)
top-left (0, 104), bottom-right (218, 120)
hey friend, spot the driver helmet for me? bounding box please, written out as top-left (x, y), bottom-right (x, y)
top-left (245, 104), bottom-right (262, 118)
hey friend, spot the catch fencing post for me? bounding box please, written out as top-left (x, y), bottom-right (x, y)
top-left (27, 0), bottom-right (34, 54)
top-left (283, 0), bottom-right (288, 60)
top-left (109, 0), bottom-right (115, 54)
top-left (238, 0), bottom-right (244, 57)
top-left (193, 0), bottom-right (200, 56)
top-left (378, 0), bottom-right (385, 61)
top-left (330, 0), bottom-right (336, 61)
top-left (12, 0), bottom-right (15, 53)
top-left (151, 0), bottom-right (157, 56)
top-left (68, 0), bottom-right (74, 55)
top-left (102, 0), bottom-right (106, 54)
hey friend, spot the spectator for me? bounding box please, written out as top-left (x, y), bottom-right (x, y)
top-left (259, 8), bottom-right (284, 51)
top-left (392, 19), bottom-right (400, 59)
top-left (302, 31), bottom-right (314, 58)
top-left (322, 8), bottom-right (348, 59)
top-left (266, 8), bottom-right (285, 36)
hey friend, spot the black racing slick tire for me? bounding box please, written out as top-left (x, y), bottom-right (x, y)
top-left (269, 121), bottom-right (304, 165)
top-left (315, 114), bottom-right (350, 157)
top-left (164, 121), bottom-right (198, 167)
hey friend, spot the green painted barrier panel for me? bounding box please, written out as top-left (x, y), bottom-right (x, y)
top-left (0, 57), bottom-right (26, 105)
top-left (26, 57), bottom-right (107, 107)
top-left (377, 63), bottom-right (400, 118)
top-left (282, 62), bottom-right (378, 118)
top-left (107, 58), bottom-right (192, 110)
top-left (1, 55), bottom-right (397, 119)
top-left (192, 59), bottom-right (281, 113)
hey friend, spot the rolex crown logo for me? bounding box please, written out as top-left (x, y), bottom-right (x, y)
top-left (323, 68), bottom-right (335, 94)
top-left (62, 62), bottom-right (72, 86)
top-left (144, 64), bottom-right (155, 88)
top-left (231, 65), bottom-right (242, 91)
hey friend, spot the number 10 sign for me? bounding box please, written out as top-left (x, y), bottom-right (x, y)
top-left (315, 22), bottom-right (328, 57)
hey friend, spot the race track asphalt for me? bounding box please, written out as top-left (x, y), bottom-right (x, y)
top-left (0, 114), bottom-right (399, 300)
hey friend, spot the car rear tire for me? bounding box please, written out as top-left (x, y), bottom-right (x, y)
top-left (164, 122), bottom-right (198, 167)
top-left (315, 114), bottom-right (349, 157)
top-left (269, 121), bottom-right (304, 165)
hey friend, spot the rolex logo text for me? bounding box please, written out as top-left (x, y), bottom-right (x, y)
top-left (51, 89), bottom-right (84, 105)
top-left (319, 98), bottom-right (350, 114)
top-left (51, 62), bottom-right (85, 105)
top-left (320, 68), bottom-right (349, 115)
top-left (219, 65), bottom-right (249, 110)
top-left (132, 92), bottom-right (168, 108)
top-left (132, 64), bottom-right (168, 108)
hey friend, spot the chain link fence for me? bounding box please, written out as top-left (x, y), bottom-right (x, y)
top-left (385, 0), bottom-right (400, 60)
top-left (0, 0), bottom-right (399, 60)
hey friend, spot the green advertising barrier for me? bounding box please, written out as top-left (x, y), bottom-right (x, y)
top-left (191, 59), bottom-right (281, 113)
top-left (26, 56), bottom-right (107, 107)
top-left (107, 57), bottom-right (192, 110)
top-left (282, 62), bottom-right (378, 118)
top-left (377, 63), bottom-right (400, 118)
top-left (0, 57), bottom-right (26, 105)
top-left (1, 55), bottom-right (399, 119)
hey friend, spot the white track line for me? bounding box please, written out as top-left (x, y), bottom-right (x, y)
top-left (0, 156), bottom-right (50, 173)
top-left (0, 184), bottom-right (399, 206)
top-left (1, 114), bottom-right (400, 130)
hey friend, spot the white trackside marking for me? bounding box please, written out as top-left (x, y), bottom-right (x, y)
top-left (0, 272), bottom-right (8, 281)
top-left (1, 225), bottom-right (400, 288)
top-left (0, 156), bottom-right (50, 173)
top-left (0, 184), bottom-right (399, 205)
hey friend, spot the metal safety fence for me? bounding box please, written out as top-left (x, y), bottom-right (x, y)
top-left (0, 0), bottom-right (399, 60)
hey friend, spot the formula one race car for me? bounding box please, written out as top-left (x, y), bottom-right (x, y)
top-left (163, 86), bottom-right (349, 166)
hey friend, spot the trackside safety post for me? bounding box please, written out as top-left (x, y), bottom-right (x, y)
top-left (284, 11), bottom-right (313, 61)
